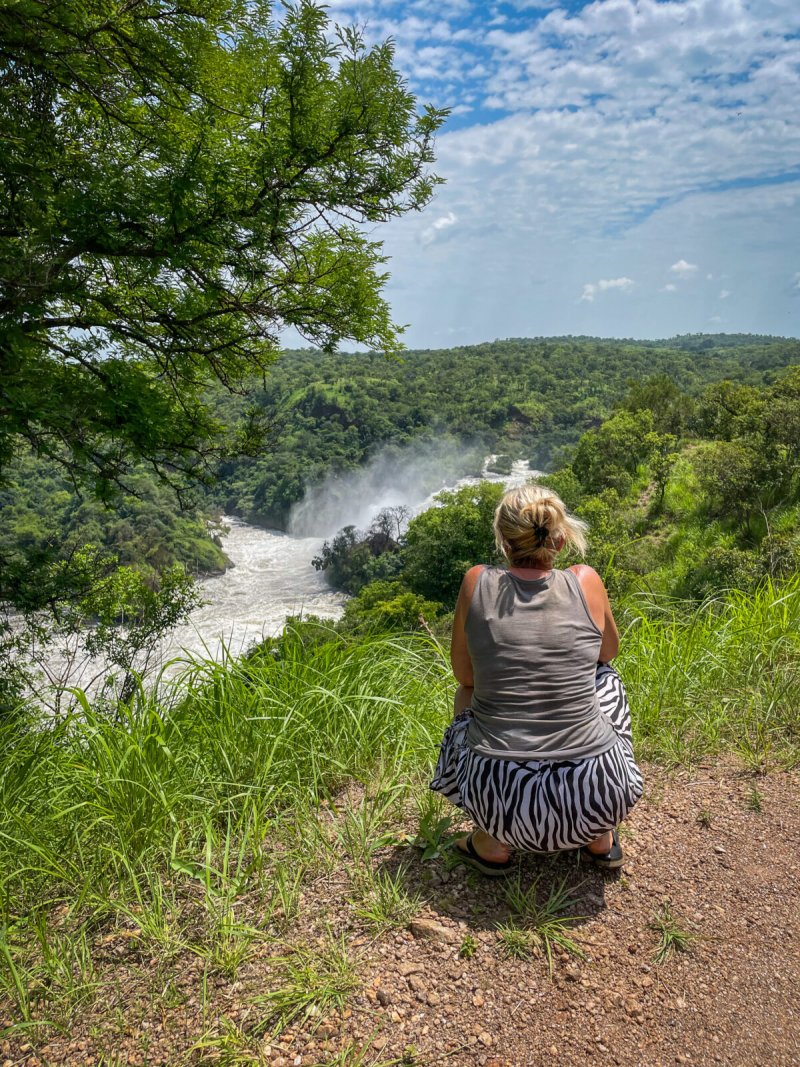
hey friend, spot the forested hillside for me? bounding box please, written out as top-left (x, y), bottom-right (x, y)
top-left (2, 334), bottom-right (798, 599)
top-left (311, 363), bottom-right (800, 631)
top-left (212, 333), bottom-right (800, 529)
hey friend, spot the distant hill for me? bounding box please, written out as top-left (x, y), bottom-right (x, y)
top-left (3, 334), bottom-right (798, 589)
top-left (209, 334), bottom-right (800, 528)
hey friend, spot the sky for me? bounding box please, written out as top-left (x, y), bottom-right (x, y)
top-left (322, 0), bottom-right (800, 347)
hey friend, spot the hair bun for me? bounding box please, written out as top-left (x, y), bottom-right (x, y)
top-left (494, 484), bottom-right (589, 567)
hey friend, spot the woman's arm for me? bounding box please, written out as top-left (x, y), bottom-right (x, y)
top-left (570, 564), bottom-right (620, 662)
top-left (450, 565), bottom-right (484, 711)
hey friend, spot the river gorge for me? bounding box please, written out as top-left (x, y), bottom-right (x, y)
top-left (30, 455), bottom-right (537, 698)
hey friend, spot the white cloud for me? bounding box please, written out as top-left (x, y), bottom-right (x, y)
top-left (421, 211), bottom-right (458, 245)
top-left (719, 289), bottom-right (731, 299)
top-left (670, 259), bottom-right (699, 277)
top-left (432, 211), bottom-right (458, 231)
top-left (580, 277), bottom-right (635, 303)
top-left (362, 0), bottom-right (800, 342)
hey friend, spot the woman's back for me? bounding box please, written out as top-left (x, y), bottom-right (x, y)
top-left (465, 566), bottom-right (616, 760)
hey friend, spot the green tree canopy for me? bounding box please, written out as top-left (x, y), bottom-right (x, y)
top-left (403, 482), bottom-right (505, 605)
top-left (0, 0), bottom-right (445, 496)
top-left (571, 409), bottom-right (654, 495)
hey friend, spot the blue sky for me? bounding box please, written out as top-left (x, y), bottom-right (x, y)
top-left (323, 0), bottom-right (800, 346)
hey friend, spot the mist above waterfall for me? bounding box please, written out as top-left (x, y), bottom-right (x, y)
top-left (288, 439), bottom-right (486, 539)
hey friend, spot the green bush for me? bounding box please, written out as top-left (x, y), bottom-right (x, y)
top-left (402, 482), bottom-right (505, 605)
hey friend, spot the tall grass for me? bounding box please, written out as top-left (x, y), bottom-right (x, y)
top-left (0, 631), bottom-right (450, 918)
top-left (0, 582), bottom-right (798, 1032)
top-left (619, 577), bottom-right (800, 765)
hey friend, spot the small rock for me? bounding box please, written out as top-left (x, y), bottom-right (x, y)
top-left (390, 1011), bottom-right (404, 1023)
top-left (550, 1047), bottom-right (559, 1057)
top-left (377, 988), bottom-right (392, 1006)
top-left (398, 962), bottom-right (423, 976)
top-left (427, 992), bottom-right (440, 1006)
top-left (408, 974), bottom-right (426, 993)
top-left (625, 1000), bottom-right (644, 1020)
top-left (409, 918), bottom-right (459, 944)
top-left (478, 1032), bottom-right (493, 1047)
top-left (714, 845), bottom-right (726, 854)
top-left (472, 994), bottom-right (485, 1007)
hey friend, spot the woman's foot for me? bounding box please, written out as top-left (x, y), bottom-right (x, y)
top-left (453, 831), bottom-right (514, 877)
top-left (586, 830), bottom-right (613, 855)
top-left (580, 828), bottom-right (625, 869)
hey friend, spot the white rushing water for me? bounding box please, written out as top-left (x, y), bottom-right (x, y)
top-left (27, 454), bottom-right (538, 696)
top-left (162, 519), bottom-right (347, 663)
top-left (163, 453), bottom-right (535, 660)
top-left (165, 453), bottom-right (535, 663)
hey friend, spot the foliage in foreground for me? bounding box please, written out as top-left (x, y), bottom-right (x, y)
top-left (2, 0), bottom-right (444, 497)
top-left (0, 579), bottom-right (798, 1033)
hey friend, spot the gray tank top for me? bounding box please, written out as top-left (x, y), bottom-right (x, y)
top-left (464, 566), bottom-right (617, 761)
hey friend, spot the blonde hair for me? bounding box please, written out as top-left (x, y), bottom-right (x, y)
top-left (494, 484), bottom-right (588, 568)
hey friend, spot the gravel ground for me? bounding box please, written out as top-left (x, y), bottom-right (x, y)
top-left (2, 762), bottom-right (798, 1067)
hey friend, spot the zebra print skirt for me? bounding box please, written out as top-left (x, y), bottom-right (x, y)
top-left (430, 665), bottom-right (644, 852)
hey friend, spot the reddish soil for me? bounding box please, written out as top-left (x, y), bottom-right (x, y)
top-left (2, 762), bottom-right (799, 1067)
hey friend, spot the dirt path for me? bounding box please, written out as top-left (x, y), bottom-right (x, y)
top-left (2, 763), bottom-right (798, 1067)
top-left (349, 763), bottom-right (800, 1067)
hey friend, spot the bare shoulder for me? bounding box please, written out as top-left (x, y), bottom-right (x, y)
top-left (461, 564), bottom-right (487, 595)
top-left (569, 563), bottom-right (602, 585)
top-left (569, 564), bottom-right (609, 600)
top-left (465, 564), bottom-right (488, 578)
top-left (568, 564), bottom-right (609, 633)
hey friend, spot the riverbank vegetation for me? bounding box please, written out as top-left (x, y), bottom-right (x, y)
top-left (315, 364), bottom-right (800, 623)
top-left (4, 333), bottom-right (798, 606)
top-left (209, 333), bottom-right (800, 530)
top-left (6, 334), bottom-right (797, 599)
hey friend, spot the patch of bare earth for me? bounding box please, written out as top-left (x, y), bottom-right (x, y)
top-left (2, 763), bottom-right (799, 1067)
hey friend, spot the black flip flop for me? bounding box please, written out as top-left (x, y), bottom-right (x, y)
top-left (580, 829), bottom-right (625, 870)
top-left (452, 833), bottom-right (514, 877)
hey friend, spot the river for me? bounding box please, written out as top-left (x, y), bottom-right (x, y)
top-left (28, 455), bottom-right (537, 697)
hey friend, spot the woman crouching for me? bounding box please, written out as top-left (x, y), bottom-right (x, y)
top-left (430, 484), bottom-right (643, 874)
